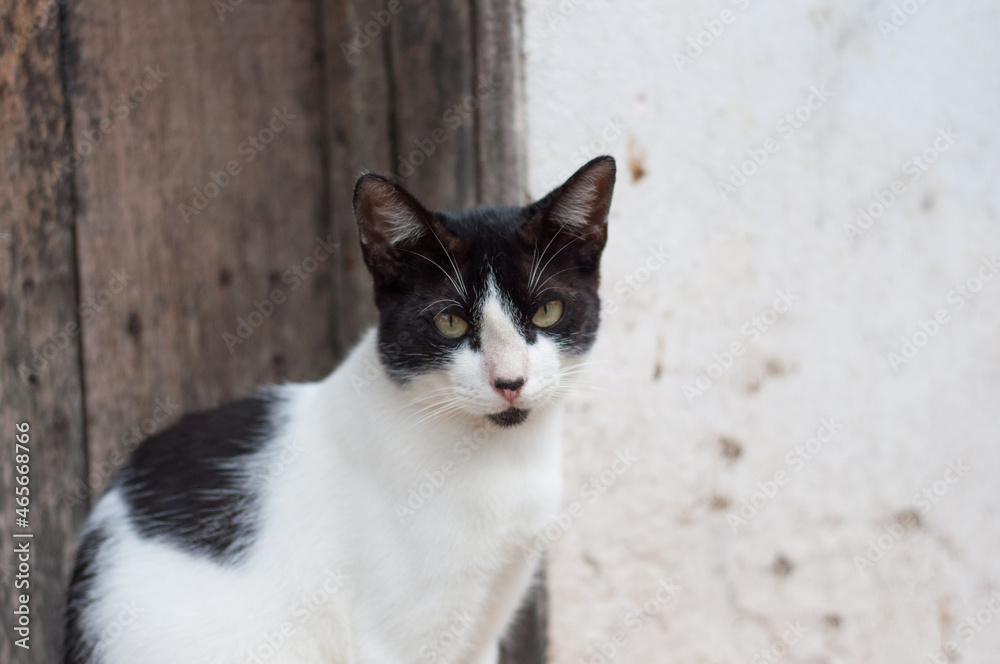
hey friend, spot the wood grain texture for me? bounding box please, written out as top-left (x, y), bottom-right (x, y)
top-left (0, 2), bottom-right (88, 662)
top-left (390, 0), bottom-right (477, 211)
top-left (320, 0), bottom-right (391, 360)
top-left (474, 0), bottom-right (526, 206)
top-left (67, 0), bottom-right (334, 500)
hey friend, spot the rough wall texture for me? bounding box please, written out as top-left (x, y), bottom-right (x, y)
top-left (523, 1), bottom-right (1000, 662)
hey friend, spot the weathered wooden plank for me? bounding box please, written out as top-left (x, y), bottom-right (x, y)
top-left (68, 0), bottom-right (333, 499)
top-left (389, 0), bottom-right (478, 211)
top-left (0, 2), bottom-right (88, 661)
top-left (320, 0), bottom-right (392, 360)
top-left (474, 0), bottom-right (526, 205)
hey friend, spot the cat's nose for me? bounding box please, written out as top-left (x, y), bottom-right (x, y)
top-left (493, 377), bottom-right (525, 404)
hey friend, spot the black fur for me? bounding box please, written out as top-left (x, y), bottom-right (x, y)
top-left (115, 393), bottom-right (278, 561)
top-left (489, 407), bottom-right (531, 428)
top-left (63, 529), bottom-right (107, 664)
top-left (499, 564), bottom-right (549, 664)
top-left (354, 157), bottom-right (616, 398)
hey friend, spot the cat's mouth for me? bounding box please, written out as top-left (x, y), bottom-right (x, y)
top-left (487, 407), bottom-right (530, 428)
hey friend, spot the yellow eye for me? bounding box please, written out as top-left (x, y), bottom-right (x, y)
top-left (532, 300), bottom-right (563, 328)
top-left (433, 312), bottom-right (469, 339)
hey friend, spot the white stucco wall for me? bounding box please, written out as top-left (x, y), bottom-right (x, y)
top-left (523, 1), bottom-right (1000, 662)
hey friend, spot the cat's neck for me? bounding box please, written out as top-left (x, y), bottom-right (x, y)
top-left (258, 328), bottom-right (565, 574)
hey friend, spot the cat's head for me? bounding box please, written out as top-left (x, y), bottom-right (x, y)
top-left (354, 156), bottom-right (615, 427)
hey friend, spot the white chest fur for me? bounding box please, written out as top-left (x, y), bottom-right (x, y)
top-left (252, 330), bottom-right (565, 663)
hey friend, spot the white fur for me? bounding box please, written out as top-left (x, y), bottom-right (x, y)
top-left (79, 300), bottom-right (576, 663)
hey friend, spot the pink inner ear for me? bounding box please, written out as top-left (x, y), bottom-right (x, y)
top-left (547, 156), bottom-right (616, 233)
top-left (356, 178), bottom-right (427, 248)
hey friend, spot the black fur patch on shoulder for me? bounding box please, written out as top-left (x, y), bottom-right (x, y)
top-left (63, 528), bottom-right (107, 664)
top-left (116, 394), bottom-right (277, 562)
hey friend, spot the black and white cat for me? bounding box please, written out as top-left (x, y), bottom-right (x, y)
top-left (64, 156), bottom-right (616, 664)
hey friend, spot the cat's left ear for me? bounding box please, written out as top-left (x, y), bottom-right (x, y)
top-left (353, 174), bottom-right (458, 287)
top-left (523, 156), bottom-right (616, 267)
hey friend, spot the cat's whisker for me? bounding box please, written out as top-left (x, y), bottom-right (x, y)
top-left (534, 265), bottom-right (585, 295)
top-left (403, 385), bottom-right (460, 403)
top-left (402, 390), bottom-right (481, 426)
top-left (403, 398), bottom-right (458, 423)
top-left (425, 225), bottom-right (468, 301)
top-left (558, 359), bottom-right (621, 370)
top-left (529, 229), bottom-right (563, 293)
top-left (410, 399), bottom-right (472, 427)
top-left (531, 233), bottom-right (585, 297)
top-left (555, 364), bottom-right (616, 374)
top-left (403, 249), bottom-right (466, 302)
top-left (555, 364), bottom-right (617, 377)
top-left (418, 299), bottom-right (463, 317)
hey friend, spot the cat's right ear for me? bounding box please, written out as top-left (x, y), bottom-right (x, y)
top-left (353, 174), bottom-right (449, 285)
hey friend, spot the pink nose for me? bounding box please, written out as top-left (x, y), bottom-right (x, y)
top-left (493, 377), bottom-right (525, 404)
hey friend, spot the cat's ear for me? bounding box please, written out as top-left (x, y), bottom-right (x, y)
top-left (523, 156), bottom-right (616, 267)
top-left (353, 174), bottom-right (454, 284)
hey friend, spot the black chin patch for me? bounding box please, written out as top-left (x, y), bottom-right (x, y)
top-left (488, 408), bottom-right (530, 427)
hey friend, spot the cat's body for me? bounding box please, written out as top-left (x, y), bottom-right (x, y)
top-left (64, 157), bottom-right (616, 664)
